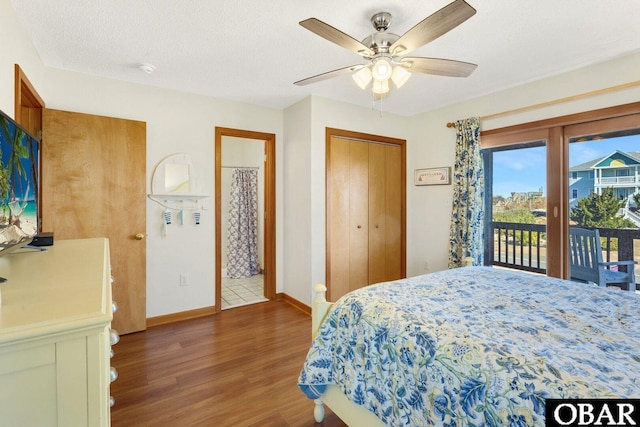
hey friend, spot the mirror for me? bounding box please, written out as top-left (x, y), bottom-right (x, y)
top-left (165, 163), bottom-right (190, 193)
top-left (151, 153), bottom-right (198, 195)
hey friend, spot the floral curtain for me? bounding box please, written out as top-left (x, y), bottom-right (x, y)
top-left (448, 117), bottom-right (484, 268)
top-left (227, 168), bottom-right (259, 278)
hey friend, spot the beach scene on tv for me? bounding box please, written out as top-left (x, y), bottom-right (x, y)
top-left (0, 112), bottom-right (38, 253)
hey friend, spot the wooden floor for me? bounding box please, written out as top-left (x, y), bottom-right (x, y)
top-left (110, 301), bottom-right (347, 427)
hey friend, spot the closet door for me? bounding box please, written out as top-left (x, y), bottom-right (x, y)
top-left (328, 133), bottom-right (405, 301)
top-left (374, 143), bottom-right (403, 283)
top-left (328, 136), bottom-right (351, 299)
top-left (368, 143), bottom-right (386, 284)
top-left (328, 136), bottom-right (370, 298)
top-left (385, 143), bottom-right (403, 280)
top-left (349, 140), bottom-right (370, 291)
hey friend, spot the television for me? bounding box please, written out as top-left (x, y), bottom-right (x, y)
top-left (0, 108), bottom-right (40, 256)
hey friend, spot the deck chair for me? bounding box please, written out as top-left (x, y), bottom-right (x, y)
top-left (569, 227), bottom-right (637, 292)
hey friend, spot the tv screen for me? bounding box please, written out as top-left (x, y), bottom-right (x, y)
top-left (0, 108), bottom-right (39, 255)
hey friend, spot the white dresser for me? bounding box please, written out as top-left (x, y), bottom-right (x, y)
top-left (0, 238), bottom-right (114, 426)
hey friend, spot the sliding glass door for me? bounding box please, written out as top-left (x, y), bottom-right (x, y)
top-left (565, 117), bottom-right (640, 287)
top-left (481, 103), bottom-right (640, 280)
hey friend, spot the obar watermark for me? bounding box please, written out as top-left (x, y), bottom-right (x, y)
top-left (546, 400), bottom-right (640, 427)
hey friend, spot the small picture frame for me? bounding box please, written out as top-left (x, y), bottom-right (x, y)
top-left (415, 167), bottom-right (451, 186)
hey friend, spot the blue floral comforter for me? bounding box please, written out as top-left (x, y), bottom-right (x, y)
top-left (298, 267), bottom-right (640, 426)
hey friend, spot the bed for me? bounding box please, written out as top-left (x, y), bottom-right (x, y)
top-left (298, 266), bottom-right (640, 426)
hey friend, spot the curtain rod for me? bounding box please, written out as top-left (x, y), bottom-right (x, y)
top-left (221, 166), bottom-right (260, 169)
top-left (446, 80), bottom-right (640, 128)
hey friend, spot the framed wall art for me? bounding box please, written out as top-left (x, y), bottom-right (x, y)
top-left (414, 167), bottom-right (451, 186)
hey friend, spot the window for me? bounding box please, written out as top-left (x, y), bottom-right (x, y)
top-left (481, 102), bottom-right (640, 279)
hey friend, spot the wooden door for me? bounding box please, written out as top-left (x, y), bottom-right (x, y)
top-left (328, 136), bottom-right (351, 300)
top-left (348, 140), bottom-right (370, 292)
top-left (327, 131), bottom-right (406, 301)
top-left (42, 109), bottom-right (147, 334)
top-left (382, 143), bottom-right (403, 281)
top-left (368, 143), bottom-right (403, 284)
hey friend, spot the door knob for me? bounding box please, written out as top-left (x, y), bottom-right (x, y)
top-left (135, 233), bottom-right (145, 240)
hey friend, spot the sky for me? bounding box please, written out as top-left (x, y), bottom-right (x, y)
top-left (492, 134), bottom-right (640, 198)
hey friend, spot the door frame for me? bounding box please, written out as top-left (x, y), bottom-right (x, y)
top-left (14, 64), bottom-right (45, 134)
top-left (214, 127), bottom-right (276, 312)
top-left (14, 65), bottom-right (45, 228)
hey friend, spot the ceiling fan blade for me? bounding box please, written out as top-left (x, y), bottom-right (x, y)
top-left (294, 65), bottom-right (365, 86)
top-left (390, 0), bottom-right (476, 56)
top-left (300, 18), bottom-right (374, 57)
top-left (400, 57), bottom-right (477, 77)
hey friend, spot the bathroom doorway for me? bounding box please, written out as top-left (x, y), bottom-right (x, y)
top-left (215, 127), bottom-right (275, 311)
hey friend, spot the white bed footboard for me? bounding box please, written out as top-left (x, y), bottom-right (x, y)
top-left (310, 283), bottom-right (386, 427)
top-left (312, 283), bottom-right (333, 339)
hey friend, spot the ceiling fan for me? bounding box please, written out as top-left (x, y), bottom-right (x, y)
top-left (294, 0), bottom-right (478, 96)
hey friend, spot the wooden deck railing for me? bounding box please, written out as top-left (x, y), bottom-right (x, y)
top-left (488, 222), bottom-right (547, 274)
top-left (486, 222), bottom-right (640, 283)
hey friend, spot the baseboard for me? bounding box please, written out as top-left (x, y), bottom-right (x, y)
top-left (147, 305), bottom-right (218, 327)
top-left (146, 293), bottom-right (311, 328)
top-left (281, 293), bottom-right (311, 316)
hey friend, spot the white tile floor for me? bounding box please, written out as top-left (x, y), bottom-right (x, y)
top-left (221, 273), bottom-right (267, 310)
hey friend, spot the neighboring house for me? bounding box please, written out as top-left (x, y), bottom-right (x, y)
top-left (569, 150), bottom-right (640, 206)
top-left (569, 150), bottom-right (640, 226)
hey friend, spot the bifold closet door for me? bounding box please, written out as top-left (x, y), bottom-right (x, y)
top-left (328, 136), bottom-right (403, 300)
top-left (328, 137), bottom-right (367, 299)
top-left (348, 140), bottom-right (370, 291)
top-left (368, 143), bottom-right (402, 284)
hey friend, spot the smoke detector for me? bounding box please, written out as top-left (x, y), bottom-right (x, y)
top-left (138, 63), bottom-right (155, 74)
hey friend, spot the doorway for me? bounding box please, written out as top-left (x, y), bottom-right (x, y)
top-left (215, 127), bottom-right (275, 312)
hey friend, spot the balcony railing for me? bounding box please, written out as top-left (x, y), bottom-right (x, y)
top-left (487, 222), bottom-right (640, 286)
top-left (489, 222), bottom-right (547, 274)
top-left (595, 176), bottom-right (639, 185)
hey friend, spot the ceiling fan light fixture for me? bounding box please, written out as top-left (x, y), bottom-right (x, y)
top-left (372, 79), bottom-right (389, 95)
top-left (352, 67), bottom-right (372, 90)
top-left (371, 57), bottom-right (392, 81)
top-left (391, 66), bottom-right (411, 88)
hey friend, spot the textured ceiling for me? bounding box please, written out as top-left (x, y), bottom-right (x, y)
top-left (10, 0), bottom-right (640, 116)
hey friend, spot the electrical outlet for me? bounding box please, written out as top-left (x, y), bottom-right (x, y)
top-left (179, 273), bottom-right (189, 286)
top-left (423, 261), bottom-right (429, 271)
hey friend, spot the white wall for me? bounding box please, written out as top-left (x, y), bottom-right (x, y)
top-left (405, 51), bottom-right (640, 278)
top-left (282, 98), bottom-right (312, 305)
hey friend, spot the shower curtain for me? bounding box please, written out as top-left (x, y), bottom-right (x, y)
top-left (227, 168), bottom-right (259, 279)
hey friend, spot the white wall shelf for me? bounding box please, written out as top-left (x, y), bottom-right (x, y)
top-left (148, 193), bottom-right (208, 201)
